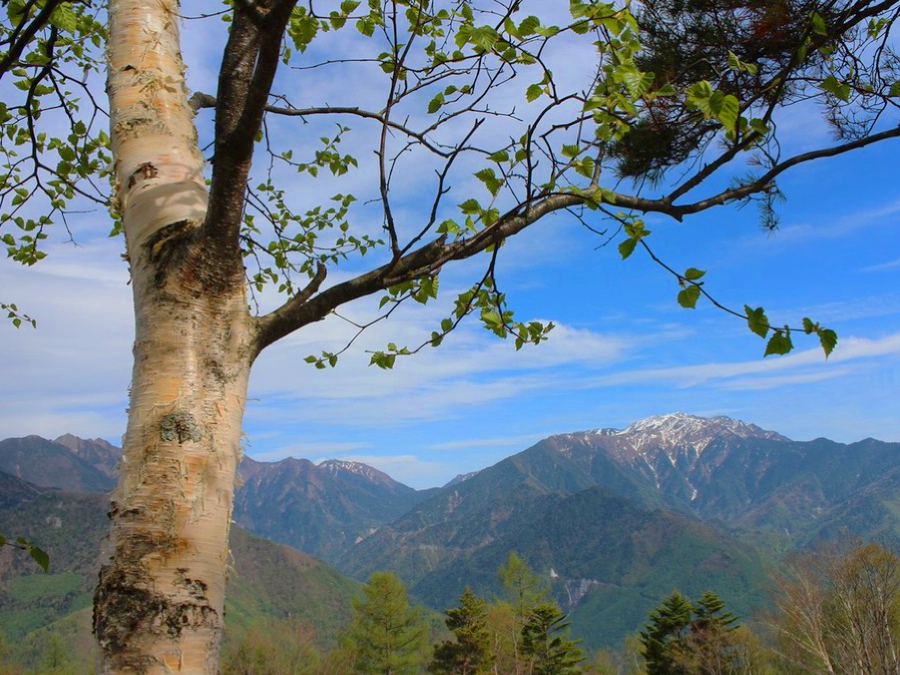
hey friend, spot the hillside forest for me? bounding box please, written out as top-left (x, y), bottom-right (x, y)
top-left (3, 544), bottom-right (900, 675)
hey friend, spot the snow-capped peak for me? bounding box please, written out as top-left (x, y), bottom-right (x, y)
top-left (318, 459), bottom-right (387, 482)
top-left (589, 412), bottom-right (788, 454)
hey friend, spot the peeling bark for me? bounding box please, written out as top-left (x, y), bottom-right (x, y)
top-left (96, 2), bottom-right (252, 673)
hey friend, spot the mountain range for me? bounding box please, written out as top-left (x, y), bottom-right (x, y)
top-left (2, 412), bottom-right (899, 650)
top-left (0, 472), bottom-right (360, 671)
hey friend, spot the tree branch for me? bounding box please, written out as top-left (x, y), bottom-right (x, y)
top-left (253, 191), bottom-right (587, 353)
top-left (0, 0), bottom-right (63, 82)
top-left (669, 125), bottom-right (900, 217)
top-left (203, 1), bottom-right (297, 250)
top-left (190, 94), bottom-right (453, 157)
top-left (253, 118), bottom-right (900, 354)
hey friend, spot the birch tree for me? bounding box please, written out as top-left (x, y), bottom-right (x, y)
top-left (2, 0), bottom-right (900, 673)
top-left (773, 543), bottom-right (900, 675)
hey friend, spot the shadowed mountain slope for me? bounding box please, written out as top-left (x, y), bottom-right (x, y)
top-left (0, 436), bottom-right (115, 492)
top-left (0, 477), bottom-right (360, 649)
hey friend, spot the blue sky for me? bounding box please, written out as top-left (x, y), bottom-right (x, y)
top-left (1, 5), bottom-right (899, 488)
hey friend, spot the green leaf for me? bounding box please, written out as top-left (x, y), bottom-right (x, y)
top-left (437, 219), bottom-right (460, 234)
top-left (526, 84), bottom-right (543, 102)
top-left (618, 238), bottom-right (637, 260)
top-left (764, 330), bottom-right (793, 356)
top-left (714, 94), bottom-right (739, 132)
top-left (821, 76), bottom-right (850, 102)
top-left (29, 546), bottom-right (49, 572)
top-left (677, 285), bottom-right (701, 309)
top-left (357, 17), bottom-right (375, 36)
top-left (810, 11), bottom-right (827, 36)
top-left (818, 328), bottom-right (837, 357)
top-left (49, 3), bottom-right (76, 33)
top-left (369, 352), bottom-right (396, 369)
top-left (744, 305), bottom-right (770, 338)
top-left (428, 93), bottom-right (444, 114)
top-left (655, 83), bottom-right (676, 97)
top-left (686, 80), bottom-right (713, 106)
top-left (460, 198), bottom-right (481, 215)
top-left (748, 118), bottom-right (769, 138)
top-left (802, 317), bottom-right (816, 334)
top-left (518, 15), bottom-right (540, 36)
top-left (620, 67), bottom-right (655, 99)
top-left (482, 311), bottom-right (501, 327)
top-left (474, 168), bottom-right (502, 196)
top-left (684, 267), bottom-right (706, 281)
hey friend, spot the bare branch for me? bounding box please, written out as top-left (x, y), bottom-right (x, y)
top-left (670, 126), bottom-right (900, 217)
top-left (203, 1), bottom-right (298, 251)
top-left (190, 94), bottom-right (454, 157)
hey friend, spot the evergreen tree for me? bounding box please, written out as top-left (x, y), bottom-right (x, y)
top-left (429, 586), bottom-right (494, 675)
top-left (684, 592), bottom-right (741, 675)
top-left (521, 602), bottom-right (585, 675)
top-left (640, 591), bottom-right (694, 675)
top-left (344, 571), bottom-right (429, 675)
top-left (691, 592), bottom-right (738, 633)
top-left (641, 591), bottom-right (744, 675)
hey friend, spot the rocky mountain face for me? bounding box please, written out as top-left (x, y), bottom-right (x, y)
top-left (0, 436), bottom-right (116, 492)
top-left (0, 433), bottom-right (434, 563)
top-left (52, 434), bottom-right (120, 479)
top-left (560, 413), bottom-right (900, 540)
top-left (233, 455), bottom-right (434, 562)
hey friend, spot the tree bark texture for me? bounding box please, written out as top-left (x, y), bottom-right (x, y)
top-left (94, 1), bottom-right (252, 673)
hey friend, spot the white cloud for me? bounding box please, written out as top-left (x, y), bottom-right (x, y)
top-left (586, 330), bottom-right (900, 390)
top-left (427, 432), bottom-right (550, 451)
top-left (750, 198), bottom-right (900, 247)
top-left (0, 237), bottom-right (132, 440)
top-left (718, 366), bottom-right (856, 391)
top-left (249, 441), bottom-right (370, 463)
top-left (862, 257), bottom-right (900, 273)
top-left (772, 293), bottom-right (900, 324)
top-left (246, 314), bottom-right (631, 427)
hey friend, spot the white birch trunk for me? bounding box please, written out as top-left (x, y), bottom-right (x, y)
top-left (94, 2), bottom-right (253, 673)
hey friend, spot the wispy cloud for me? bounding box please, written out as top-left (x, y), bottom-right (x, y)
top-left (427, 432), bottom-right (550, 451)
top-left (586, 331), bottom-right (900, 390)
top-left (773, 293), bottom-right (900, 324)
top-left (862, 257), bottom-right (900, 273)
top-left (249, 441), bottom-right (370, 463)
top-left (758, 198), bottom-right (900, 246)
top-left (718, 366), bottom-right (856, 390)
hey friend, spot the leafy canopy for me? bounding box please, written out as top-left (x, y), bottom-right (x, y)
top-left (3, 0), bottom-right (898, 363)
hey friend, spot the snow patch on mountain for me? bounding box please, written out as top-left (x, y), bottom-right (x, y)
top-left (589, 412), bottom-right (788, 456)
top-left (443, 470), bottom-right (481, 488)
top-left (318, 459), bottom-right (388, 482)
